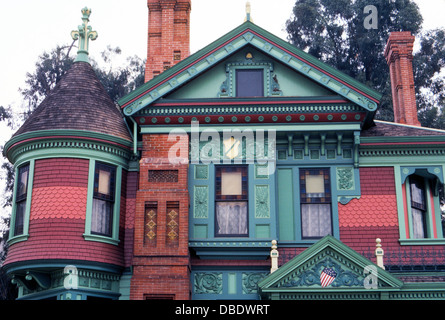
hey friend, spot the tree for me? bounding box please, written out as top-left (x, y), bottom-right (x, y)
top-left (285, 0), bottom-right (445, 126)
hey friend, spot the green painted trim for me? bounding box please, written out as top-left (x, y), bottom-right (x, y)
top-left (141, 123), bottom-right (361, 134)
top-left (4, 129), bottom-right (132, 154)
top-left (394, 165), bottom-right (407, 240)
top-left (8, 138), bottom-right (130, 170)
top-left (394, 165), bottom-right (445, 244)
top-left (7, 160), bottom-right (34, 245)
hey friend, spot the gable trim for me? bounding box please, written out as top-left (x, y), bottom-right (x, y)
top-left (258, 236), bottom-right (404, 297)
top-left (119, 22), bottom-right (381, 116)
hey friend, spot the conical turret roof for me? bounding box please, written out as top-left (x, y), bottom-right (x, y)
top-left (12, 61), bottom-right (132, 142)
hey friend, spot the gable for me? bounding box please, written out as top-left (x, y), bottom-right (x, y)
top-left (166, 47), bottom-right (335, 99)
top-left (118, 21), bottom-right (382, 119)
top-left (258, 236), bottom-right (403, 299)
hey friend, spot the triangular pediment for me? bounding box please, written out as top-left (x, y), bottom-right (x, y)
top-left (118, 21), bottom-right (381, 119)
top-left (258, 236), bottom-right (403, 299)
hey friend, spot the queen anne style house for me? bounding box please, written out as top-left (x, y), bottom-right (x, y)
top-left (2, 1), bottom-right (445, 300)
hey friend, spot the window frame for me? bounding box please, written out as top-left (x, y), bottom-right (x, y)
top-left (84, 159), bottom-right (121, 245)
top-left (214, 165), bottom-right (249, 237)
top-left (91, 162), bottom-right (116, 237)
top-left (397, 166), bottom-right (445, 245)
top-left (299, 168), bottom-right (333, 240)
top-left (8, 160), bottom-right (34, 244)
top-left (235, 68), bottom-right (264, 97)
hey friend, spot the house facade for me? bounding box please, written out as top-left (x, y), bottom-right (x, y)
top-left (2, 1), bottom-right (445, 300)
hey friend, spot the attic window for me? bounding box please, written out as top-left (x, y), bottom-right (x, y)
top-left (219, 60), bottom-right (281, 98)
top-left (236, 69), bottom-right (264, 97)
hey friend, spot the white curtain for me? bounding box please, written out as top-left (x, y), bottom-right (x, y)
top-left (410, 180), bottom-right (426, 239)
top-left (216, 202), bottom-right (248, 236)
top-left (412, 208), bottom-right (425, 239)
top-left (91, 199), bottom-right (112, 236)
top-left (301, 204), bottom-right (332, 238)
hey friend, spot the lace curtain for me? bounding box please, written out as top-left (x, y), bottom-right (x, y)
top-left (91, 199), bottom-right (113, 236)
top-left (216, 202), bottom-right (248, 236)
top-left (301, 204), bottom-right (332, 238)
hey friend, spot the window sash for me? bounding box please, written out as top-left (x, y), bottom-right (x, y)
top-left (215, 166), bottom-right (248, 201)
top-left (14, 200), bottom-right (26, 236)
top-left (300, 168), bottom-right (332, 239)
top-left (235, 69), bottom-right (264, 97)
top-left (16, 165), bottom-right (29, 202)
top-left (301, 203), bottom-right (332, 239)
top-left (14, 164), bottom-right (30, 236)
top-left (300, 168), bottom-right (331, 204)
top-left (215, 166), bottom-right (248, 237)
top-left (91, 162), bottom-right (116, 237)
top-left (409, 176), bottom-right (428, 238)
top-left (91, 198), bottom-right (113, 237)
top-left (94, 163), bottom-right (116, 201)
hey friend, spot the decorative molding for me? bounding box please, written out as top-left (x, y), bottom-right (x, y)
top-left (195, 165), bottom-right (209, 180)
top-left (336, 167), bottom-right (354, 190)
top-left (194, 272), bottom-right (223, 294)
top-left (135, 102), bottom-right (362, 117)
top-left (281, 255), bottom-right (364, 288)
top-left (194, 186), bottom-right (209, 218)
top-left (255, 185), bottom-right (270, 218)
top-left (360, 148), bottom-right (445, 157)
top-left (242, 272), bottom-right (268, 294)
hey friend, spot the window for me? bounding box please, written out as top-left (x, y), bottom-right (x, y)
top-left (409, 175), bottom-right (428, 239)
top-left (14, 164), bottom-right (29, 236)
top-left (300, 168), bottom-right (332, 239)
top-left (215, 166), bottom-right (248, 237)
top-left (91, 162), bottom-right (116, 237)
top-left (236, 69), bottom-right (264, 97)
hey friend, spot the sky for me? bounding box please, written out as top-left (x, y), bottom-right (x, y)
top-left (0, 0), bottom-right (444, 224)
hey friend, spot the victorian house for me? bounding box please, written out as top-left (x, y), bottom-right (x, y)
top-left (2, 1), bottom-right (445, 300)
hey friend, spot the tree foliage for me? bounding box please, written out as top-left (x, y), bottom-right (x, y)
top-left (285, 0), bottom-right (445, 126)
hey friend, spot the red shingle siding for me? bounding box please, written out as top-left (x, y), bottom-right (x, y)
top-left (33, 158), bottom-right (89, 188)
top-left (4, 218), bottom-right (124, 266)
top-left (338, 167), bottom-right (399, 255)
top-left (359, 167), bottom-right (396, 195)
top-left (3, 157), bottom-right (126, 268)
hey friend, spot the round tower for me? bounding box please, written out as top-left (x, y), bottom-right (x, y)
top-left (2, 8), bottom-right (135, 300)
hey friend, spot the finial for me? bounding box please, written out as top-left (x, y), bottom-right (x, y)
top-left (71, 7), bottom-right (98, 63)
top-left (375, 238), bottom-right (385, 269)
top-left (270, 240), bottom-right (279, 273)
top-left (245, 1), bottom-right (253, 22)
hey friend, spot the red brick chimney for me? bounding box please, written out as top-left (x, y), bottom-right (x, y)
top-left (145, 0), bottom-right (191, 82)
top-left (384, 31), bottom-right (421, 126)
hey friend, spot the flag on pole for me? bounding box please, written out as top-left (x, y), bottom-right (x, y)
top-left (320, 267), bottom-right (337, 287)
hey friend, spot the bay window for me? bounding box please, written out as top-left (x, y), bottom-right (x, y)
top-left (215, 166), bottom-right (248, 237)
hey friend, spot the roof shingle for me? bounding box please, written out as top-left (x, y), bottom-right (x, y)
top-left (13, 61), bottom-right (132, 142)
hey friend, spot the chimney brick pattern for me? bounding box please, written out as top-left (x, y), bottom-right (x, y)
top-left (384, 31), bottom-right (420, 126)
top-left (145, 0), bottom-right (191, 82)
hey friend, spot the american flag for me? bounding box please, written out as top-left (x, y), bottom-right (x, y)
top-left (320, 267), bottom-right (337, 288)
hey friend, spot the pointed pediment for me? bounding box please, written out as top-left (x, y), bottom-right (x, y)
top-left (258, 236), bottom-right (403, 299)
top-left (118, 21), bottom-right (381, 119)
